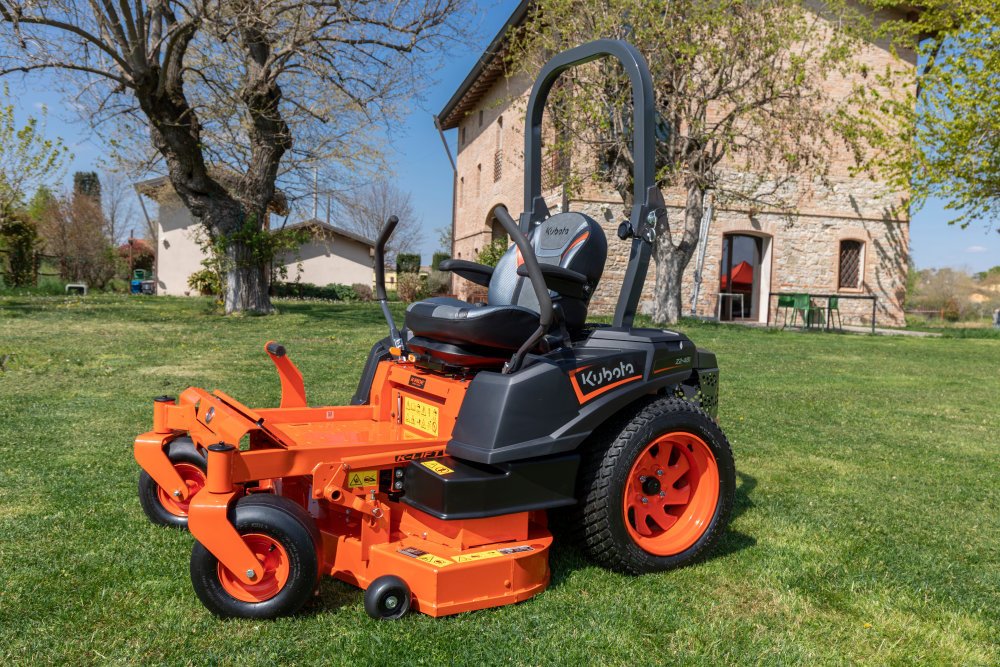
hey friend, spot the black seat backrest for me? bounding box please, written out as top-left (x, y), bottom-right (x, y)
top-left (487, 211), bottom-right (607, 328)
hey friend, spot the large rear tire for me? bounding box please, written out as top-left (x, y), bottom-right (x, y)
top-left (574, 397), bottom-right (735, 574)
top-left (137, 437), bottom-right (206, 529)
top-left (190, 494), bottom-right (319, 619)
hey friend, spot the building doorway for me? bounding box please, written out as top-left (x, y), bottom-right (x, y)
top-left (719, 233), bottom-right (771, 323)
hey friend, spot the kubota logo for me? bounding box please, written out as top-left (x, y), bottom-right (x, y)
top-left (570, 353), bottom-right (645, 403)
top-left (545, 225), bottom-right (571, 237)
top-left (577, 361), bottom-right (636, 389)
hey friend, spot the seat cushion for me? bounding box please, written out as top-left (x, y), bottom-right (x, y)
top-left (405, 297), bottom-right (539, 351)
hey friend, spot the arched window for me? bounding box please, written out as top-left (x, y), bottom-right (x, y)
top-left (838, 240), bottom-right (864, 289)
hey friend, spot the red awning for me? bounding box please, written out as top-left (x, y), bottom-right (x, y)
top-left (720, 261), bottom-right (754, 289)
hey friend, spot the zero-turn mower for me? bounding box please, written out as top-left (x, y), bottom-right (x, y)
top-left (134, 40), bottom-right (735, 620)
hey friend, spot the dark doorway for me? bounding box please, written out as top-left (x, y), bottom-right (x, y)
top-left (719, 234), bottom-right (763, 321)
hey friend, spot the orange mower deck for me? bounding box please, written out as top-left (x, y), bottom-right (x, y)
top-left (135, 343), bottom-right (553, 616)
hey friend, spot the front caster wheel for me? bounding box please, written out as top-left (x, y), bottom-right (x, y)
top-left (364, 575), bottom-right (411, 620)
top-left (190, 495), bottom-right (319, 619)
top-left (137, 437), bottom-right (206, 529)
top-left (575, 397), bottom-right (736, 574)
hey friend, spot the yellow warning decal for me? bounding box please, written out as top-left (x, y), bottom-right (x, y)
top-left (417, 553), bottom-right (453, 568)
top-left (452, 550), bottom-right (504, 563)
top-left (398, 546), bottom-right (452, 568)
top-left (403, 396), bottom-right (439, 436)
top-left (346, 469), bottom-right (378, 487)
top-left (421, 460), bottom-right (453, 476)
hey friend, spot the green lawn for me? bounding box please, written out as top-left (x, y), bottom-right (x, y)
top-left (1, 295), bottom-right (997, 665)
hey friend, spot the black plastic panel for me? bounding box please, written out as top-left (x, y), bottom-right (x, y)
top-left (447, 327), bottom-right (701, 464)
top-left (401, 454), bottom-right (580, 520)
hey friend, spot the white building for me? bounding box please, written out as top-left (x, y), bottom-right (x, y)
top-left (135, 177), bottom-right (374, 295)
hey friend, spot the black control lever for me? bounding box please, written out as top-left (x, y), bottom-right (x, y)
top-left (374, 216), bottom-right (403, 350)
top-left (493, 205), bottom-right (552, 374)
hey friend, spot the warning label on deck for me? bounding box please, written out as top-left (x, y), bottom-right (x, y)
top-left (421, 460), bottom-right (454, 476)
top-left (399, 546), bottom-right (452, 568)
top-left (346, 469), bottom-right (378, 487)
top-left (452, 550), bottom-right (504, 563)
top-left (452, 545), bottom-right (535, 563)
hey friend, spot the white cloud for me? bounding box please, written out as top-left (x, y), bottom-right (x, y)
top-left (966, 245), bottom-right (988, 253)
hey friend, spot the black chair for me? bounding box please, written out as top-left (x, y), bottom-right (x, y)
top-left (405, 211), bottom-right (607, 367)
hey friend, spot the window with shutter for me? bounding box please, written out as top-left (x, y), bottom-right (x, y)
top-left (838, 240), bottom-right (863, 289)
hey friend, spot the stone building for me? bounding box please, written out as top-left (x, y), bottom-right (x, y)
top-left (437, 1), bottom-right (912, 327)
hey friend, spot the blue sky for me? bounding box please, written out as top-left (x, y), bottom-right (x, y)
top-left (4, 0), bottom-right (997, 273)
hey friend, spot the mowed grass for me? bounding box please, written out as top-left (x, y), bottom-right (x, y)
top-left (0, 295), bottom-right (997, 665)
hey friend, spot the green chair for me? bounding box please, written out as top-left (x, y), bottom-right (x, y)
top-left (828, 296), bottom-right (842, 330)
top-left (776, 294), bottom-right (795, 327)
top-left (789, 293), bottom-right (821, 328)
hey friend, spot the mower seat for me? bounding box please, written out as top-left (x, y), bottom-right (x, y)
top-left (405, 211), bottom-right (607, 366)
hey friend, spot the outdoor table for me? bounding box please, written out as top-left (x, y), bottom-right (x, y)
top-left (771, 292), bottom-right (877, 334)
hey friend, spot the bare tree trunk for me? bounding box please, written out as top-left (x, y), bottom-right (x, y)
top-left (223, 239), bottom-right (272, 315)
top-left (652, 182), bottom-right (703, 324)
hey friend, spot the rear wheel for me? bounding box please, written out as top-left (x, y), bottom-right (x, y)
top-left (190, 494), bottom-right (319, 619)
top-left (137, 437), bottom-right (206, 528)
top-left (574, 398), bottom-right (735, 574)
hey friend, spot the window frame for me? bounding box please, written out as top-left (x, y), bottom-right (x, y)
top-left (837, 239), bottom-right (865, 291)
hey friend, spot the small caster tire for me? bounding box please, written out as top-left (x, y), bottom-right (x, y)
top-left (364, 575), bottom-right (411, 620)
top-left (138, 437), bottom-right (207, 529)
top-left (190, 494), bottom-right (319, 619)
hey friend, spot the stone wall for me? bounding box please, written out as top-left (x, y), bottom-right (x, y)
top-left (448, 16), bottom-right (913, 327)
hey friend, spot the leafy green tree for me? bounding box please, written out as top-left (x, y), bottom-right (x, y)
top-left (0, 212), bottom-right (39, 286)
top-left (0, 88), bottom-right (68, 213)
top-left (73, 172), bottom-right (101, 202)
top-left (856, 2), bottom-right (1000, 230)
top-left (475, 238), bottom-right (508, 268)
top-left (396, 253), bottom-right (421, 274)
top-left (508, 0), bottom-right (870, 323)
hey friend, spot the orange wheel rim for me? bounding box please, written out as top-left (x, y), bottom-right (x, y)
top-left (156, 463), bottom-right (206, 517)
top-left (217, 533), bottom-right (290, 603)
top-left (622, 431), bottom-right (720, 556)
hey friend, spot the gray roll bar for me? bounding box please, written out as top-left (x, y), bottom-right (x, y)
top-left (519, 39), bottom-right (665, 329)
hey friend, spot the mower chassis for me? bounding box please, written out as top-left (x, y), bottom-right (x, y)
top-left (134, 346), bottom-right (552, 616)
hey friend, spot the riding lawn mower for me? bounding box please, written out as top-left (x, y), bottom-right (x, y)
top-left (134, 39), bottom-right (735, 620)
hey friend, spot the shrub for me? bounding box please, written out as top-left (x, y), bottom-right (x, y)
top-left (396, 272), bottom-right (426, 303)
top-left (104, 278), bottom-right (130, 294)
top-left (476, 238), bottom-right (509, 267)
top-left (431, 252), bottom-right (450, 271)
top-left (0, 213), bottom-right (39, 287)
top-left (942, 298), bottom-right (961, 322)
top-left (351, 283), bottom-right (374, 302)
top-left (328, 283), bottom-right (358, 302)
top-left (188, 268), bottom-right (222, 296)
top-left (426, 270), bottom-right (451, 296)
top-left (396, 253), bottom-right (421, 274)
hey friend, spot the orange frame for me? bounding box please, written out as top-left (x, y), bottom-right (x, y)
top-left (134, 342), bottom-right (552, 615)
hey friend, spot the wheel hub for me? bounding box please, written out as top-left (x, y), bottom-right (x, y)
top-left (622, 432), bottom-right (721, 556)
